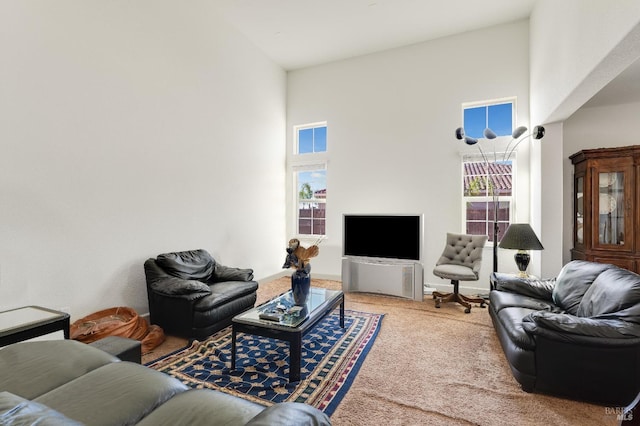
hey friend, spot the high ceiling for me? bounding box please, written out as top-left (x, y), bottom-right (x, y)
top-left (214, 0), bottom-right (537, 70)
top-left (214, 0), bottom-right (638, 110)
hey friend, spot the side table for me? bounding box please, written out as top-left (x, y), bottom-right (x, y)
top-left (0, 305), bottom-right (70, 347)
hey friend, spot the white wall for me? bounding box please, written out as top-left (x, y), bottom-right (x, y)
top-left (532, 121), bottom-right (563, 276)
top-left (530, 0), bottom-right (640, 125)
top-left (562, 101), bottom-right (640, 264)
top-left (287, 21), bottom-right (531, 292)
top-left (5, 1), bottom-right (638, 319)
top-left (0, 1), bottom-right (287, 319)
top-left (529, 0), bottom-right (640, 277)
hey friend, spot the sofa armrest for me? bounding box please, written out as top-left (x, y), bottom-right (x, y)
top-left (527, 314), bottom-right (640, 406)
top-left (211, 263), bottom-right (254, 283)
top-left (522, 311), bottom-right (640, 341)
top-left (149, 277), bottom-right (211, 299)
top-left (245, 402), bottom-right (331, 426)
top-left (492, 272), bottom-right (555, 300)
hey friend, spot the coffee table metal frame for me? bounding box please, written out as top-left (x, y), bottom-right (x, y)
top-left (231, 287), bottom-right (344, 382)
top-left (0, 305), bottom-right (70, 347)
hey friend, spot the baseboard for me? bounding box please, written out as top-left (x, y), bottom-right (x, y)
top-left (310, 273), bottom-right (342, 281)
top-left (426, 281), bottom-right (490, 296)
top-left (251, 273), bottom-right (488, 297)
top-left (257, 272), bottom-right (342, 284)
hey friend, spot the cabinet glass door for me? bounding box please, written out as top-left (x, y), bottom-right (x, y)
top-left (598, 172), bottom-right (624, 245)
top-left (576, 176), bottom-right (584, 245)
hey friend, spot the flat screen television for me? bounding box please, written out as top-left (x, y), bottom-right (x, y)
top-left (343, 214), bottom-right (422, 261)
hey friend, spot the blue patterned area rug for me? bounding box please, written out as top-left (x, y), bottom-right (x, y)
top-left (146, 310), bottom-right (383, 416)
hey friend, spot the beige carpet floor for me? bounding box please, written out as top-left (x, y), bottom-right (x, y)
top-left (143, 277), bottom-right (619, 425)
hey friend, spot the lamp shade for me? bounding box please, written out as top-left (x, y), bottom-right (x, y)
top-left (464, 136), bottom-right (478, 145)
top-left (533, 125), bottom-right (545, 140)
top-left (483, 128), bottom-right (497, 139)
top-left (512, 126), bottom-right (527, 139)
top-left (499, 224), bottom-right (544, 250)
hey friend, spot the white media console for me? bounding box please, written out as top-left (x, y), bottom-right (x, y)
top-left (341, 257), bottom-right (423, 301)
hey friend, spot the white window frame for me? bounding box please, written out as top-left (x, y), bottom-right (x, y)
top-left (459, 97), bottom-right (518, 245)
top-left (462, 97), bottom-right (516, 138)
top-left (461, 153), bottom-right (516, 245)
top-left (293, 163), bottom-right (326, 236)
top-left (294, 122), bottom-right (328, 155)
top-left (290, 122), bottom-right (328, 238)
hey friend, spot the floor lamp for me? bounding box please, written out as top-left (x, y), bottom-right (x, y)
top-left (455, 125), bottom-right (545, 274)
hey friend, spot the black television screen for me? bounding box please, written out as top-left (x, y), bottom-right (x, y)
top-left (343, 214), bottom-right (422, 261)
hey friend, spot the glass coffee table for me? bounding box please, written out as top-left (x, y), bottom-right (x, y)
top-left (0, 305), bottom-right (70, 347)
top-left (231, 287), bottom-right (344, 382)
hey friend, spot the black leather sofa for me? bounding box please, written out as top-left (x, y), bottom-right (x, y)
top-left (0, 340), bottom-right (330, 425)
top-left (490, 260), bottom-right (640, 406)
top-left (144, 249), bottom-right (258, 340)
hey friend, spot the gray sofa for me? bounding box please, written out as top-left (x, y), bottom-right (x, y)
top-left (0, 340), bottom-right (330, 425)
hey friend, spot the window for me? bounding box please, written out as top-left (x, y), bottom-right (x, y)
top-left (292, 123), bottom-right (327, 236)
top-left (463, 100), bottom-right (514, 138)
top-left (297, 125), bottom-right (327, 154)
top-left (461, 99), bottom-right (515, 243)
top-left (295, 168), bottom-right (326, 235)
top-left (463, 157), bottom-right (513, 243)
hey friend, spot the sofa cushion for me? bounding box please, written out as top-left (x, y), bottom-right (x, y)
top-left (35, 362), bottom-right (188, 426)
top-left (246, 402), bottom-right (331, 426)
top-left (156, 249), bottom-right (215, 281)
top-left (489, 290), bottom-right (561, 314)
top-left (194, 280), bottom-right (259, 312)
top-left (150, 277), bottom-right (212, 296)
top-left (212, 263), bottom-right (254, 282)
top-left (0, 340), bottom-right (118, 400)
top-left (0, 391), bottom-right (83, 426)
top-left (552, 260), bottom-right (612, 315)
top-left (136, 389), bottom-right (264, 426)
top-left (577, 267), bottom-right (640, 318)
top-left (523, 311), bottom-right (640, 339)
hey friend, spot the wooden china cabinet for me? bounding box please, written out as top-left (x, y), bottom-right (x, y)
top-left (570, 145), bottom-right (640, 273)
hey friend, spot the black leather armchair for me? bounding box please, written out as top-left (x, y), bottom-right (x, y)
top-left (144, 249), bottom-right (258, 340)
top-left (489, 260), bottom-right (640, 406)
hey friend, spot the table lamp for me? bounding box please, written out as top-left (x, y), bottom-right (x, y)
top-left (498, 223), bottom-right (544, 277)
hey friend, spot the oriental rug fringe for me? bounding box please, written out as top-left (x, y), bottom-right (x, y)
top-left (146, 310), bottom-right (383, 416)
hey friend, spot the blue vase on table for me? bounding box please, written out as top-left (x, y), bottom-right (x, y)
top-left (291, 270), bottom-right (311, 306)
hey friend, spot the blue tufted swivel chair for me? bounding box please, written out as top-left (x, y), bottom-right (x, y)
top-left (432, 233), bottom-right (488, 313)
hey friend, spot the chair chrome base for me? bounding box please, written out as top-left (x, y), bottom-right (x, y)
top-left (432, 280), bottom-right (486, 313)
